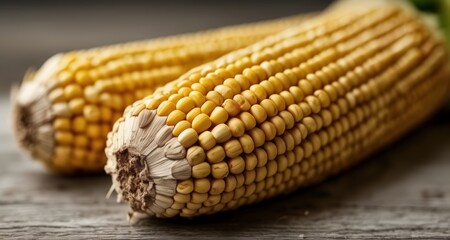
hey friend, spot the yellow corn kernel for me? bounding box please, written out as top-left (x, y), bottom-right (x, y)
top-left (104, 2), bottom-right (450, 221)
top-left (13, 12), bottom-right (313, 174)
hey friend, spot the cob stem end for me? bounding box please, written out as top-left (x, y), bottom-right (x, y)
top-left (115, 147), bottom-right (157, 215)
top-left (13, 102), bottom-right (32, 148)
top-left (12, 77), bottom-right (54, 164)
top-left (106, 109), bottom-right (192, 221)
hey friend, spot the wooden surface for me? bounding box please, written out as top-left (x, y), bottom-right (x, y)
top-left (1, 97), bottom-right (450, 239)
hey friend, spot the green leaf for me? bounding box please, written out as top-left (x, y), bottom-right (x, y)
top-left (410, 0), bottom-right (439, 12)
top-left (410, 0), bottom-right (449, 45)
top-left (439, 0), bottom-right (450, 44)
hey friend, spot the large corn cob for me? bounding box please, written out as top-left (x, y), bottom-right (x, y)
top-left (105, 1), bottom-right (450, 221)
top-left (12, 14), bottom-right (312, 173)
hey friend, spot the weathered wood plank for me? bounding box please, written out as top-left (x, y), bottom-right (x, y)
top-left (1, 96), bottom-right (450, 239)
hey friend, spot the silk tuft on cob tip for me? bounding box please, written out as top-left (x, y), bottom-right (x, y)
top-left (11, 14), bottom-right (312, 174)
top-left (105, 1), bottom-right (450, 222)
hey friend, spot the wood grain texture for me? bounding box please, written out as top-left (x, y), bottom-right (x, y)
top-left (1, 94), bottom-right (450, 239)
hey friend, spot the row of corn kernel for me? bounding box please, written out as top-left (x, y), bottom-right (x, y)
top-left (171, 40), bottom-right (448, 216)
top-left (177, 14), bottom-right (421, 175)
top-left (165, 9), bottom-right (402, 147)
top-left (142, 7), bottom-right (379, 113)
top-left (168, 22), bottom-right (436, 215)
top-left (154, 7), bottom-right (394, 122)
top-left (49, 37), bottom-right (265, 170)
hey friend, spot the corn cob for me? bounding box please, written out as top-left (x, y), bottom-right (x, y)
top-left (104, 1), bottom-right (450, 222)
top-left (12, 14), bottom-right (313, 173)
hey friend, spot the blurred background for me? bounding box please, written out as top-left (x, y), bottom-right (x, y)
top-left (0, 0), bottom-right (333, 93)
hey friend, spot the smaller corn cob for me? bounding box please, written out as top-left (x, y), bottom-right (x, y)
top-left (12, 13), bottom-right (312, 173)
top-left (105, 1), bottom-right (450, 222)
